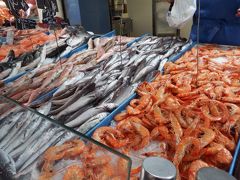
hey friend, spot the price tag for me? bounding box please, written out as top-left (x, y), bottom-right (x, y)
top-left (42, 8), bottom-right (56, 23)
top-left (4, 0), bottom-right (29, 17)
top-left (41, 0), bottom-right (59, 26)
top-left (6, 30), bottom-right (14, 45)
top-left (36, 0), bottom-right (58, 12)
top-left (15, 18), bottom-right (36, 30)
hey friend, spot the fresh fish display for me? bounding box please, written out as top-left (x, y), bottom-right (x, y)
top-left (0, 36), bottom-right (128, 108)
top-left (0, 99), bottom-right (78, 179)
top-left (0, 97), bottom-right (130, 180)
top-left (41, 36), bottom-right (189, 134)
top-left (0, 35), bottom-right (190, 136)
top-left (0, 26), bottom-right (91, 82)
top-left (0, 32), bottom-right (196, 179)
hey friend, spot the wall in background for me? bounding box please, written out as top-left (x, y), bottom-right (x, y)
top-left (127, 0), bottom-right (192, 38)
top-left (127, 0), bottom-right (152, 36)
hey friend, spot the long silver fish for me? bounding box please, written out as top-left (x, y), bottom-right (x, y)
top-left (66, 103), bottom-right (116, 128)
top-left (15, 127), bottom-right (60, 171)
top-left (77, 112), bottom-right (109, 134)
top-left (3, 114), bottom-right (37, 152)
top-left (0, 112), bottom-right (23, 141)
top-left (18, 130), bottom-right (65, 173)
top-left (132, 55), bottom-right (162, 83)
top-left (0, 112), bottom-right (30, 147)
top-left (56, 92), bottom-right (98, 119)
top-left (4, 116), bottom-right (42, 153)
top-left (9, 121), bottom-right (51, 159)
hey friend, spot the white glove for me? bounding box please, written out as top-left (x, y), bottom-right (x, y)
top-left (167, 0), bottom-right (196, 28)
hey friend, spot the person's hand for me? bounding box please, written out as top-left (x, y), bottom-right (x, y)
top-left (237, 8), bottom-right (240, 17)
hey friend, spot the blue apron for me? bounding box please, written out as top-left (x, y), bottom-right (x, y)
top-left (190, 0), bottom-right (240, 46)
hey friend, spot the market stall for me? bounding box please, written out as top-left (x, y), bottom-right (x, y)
top-left (0, 0), bottom-right (239, 180)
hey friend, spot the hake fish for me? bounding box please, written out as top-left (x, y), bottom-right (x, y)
top-left (66, 103), bottom-right (116, 128)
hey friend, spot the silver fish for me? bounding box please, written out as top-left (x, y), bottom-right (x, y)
top-left (158, 58), bottom-right (169, 72)
top-left (50, 82), bottom-right (96, 116)
top-left (20, 57), bottom-right (41, 72)
top-left (132, 55), bottom-right (162, 83)
top-left (7, 61), bottom-right (22, 79)
top-left (9, 121), bottom-right (51, 159)
top-left (18, 130), bottom-right (65, 173)
top-left (66, 104), bottom-right (116, 128)
top-left (0, 69), bottom-right (12, 80)
top-left (103, 78), bottom-right (123, 97)
top-left (56, 92), bottom-right (97, 119)
top-left (5, 116), bottom-right (42, 153)
top-left (0, 112), bottom-right (30, 148)
top-left (53, 72), bottom-right (85, 97)
top-left (15, 127), bottom-right (60, 171)
top-left (77, 112), bottom-right (109, 134)
top-left (3, 114), bottom-right (36, 152)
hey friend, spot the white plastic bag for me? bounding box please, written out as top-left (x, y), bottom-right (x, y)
top-left (166, 0), bottom-right (196, 28)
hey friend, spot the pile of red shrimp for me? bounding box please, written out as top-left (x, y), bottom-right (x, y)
top-left (93, 45), bottom-right (240, 180)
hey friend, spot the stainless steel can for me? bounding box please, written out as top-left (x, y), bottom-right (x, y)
top-left (197, 167), bottom-right (237, 180)
top-left (140, 157), bottom-right (176, 180)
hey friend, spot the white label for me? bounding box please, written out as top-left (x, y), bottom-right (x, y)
top-left (6, 31), bottom-right (14, 45)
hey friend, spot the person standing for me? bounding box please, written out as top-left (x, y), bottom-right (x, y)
top-left (167, 0), bottom-right (240, 46)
